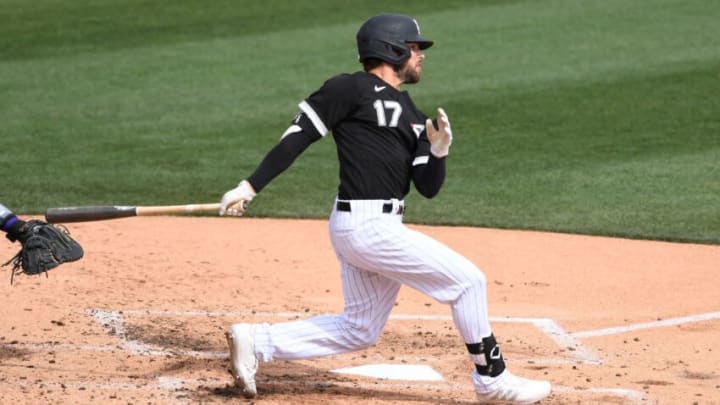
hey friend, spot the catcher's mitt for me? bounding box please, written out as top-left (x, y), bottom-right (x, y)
top-left (3, 220), bottom-right (83, 284)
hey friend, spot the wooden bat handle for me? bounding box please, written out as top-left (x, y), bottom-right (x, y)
top-left (136, 203), bottom-right (221, 216)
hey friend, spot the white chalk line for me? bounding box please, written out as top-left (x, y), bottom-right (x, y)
top-left (571, 311), bottom-right (720, 338)
top-left (94, 310), bottom-right (586, 362)
top-left (106, 309), bottom-right (720, 359)
top-left (90, 309), bottom-right (599, 364)
top-left (9, 308), bottom-right (717, 367)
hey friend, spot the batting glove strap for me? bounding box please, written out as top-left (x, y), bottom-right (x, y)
top-left (220, 180), bottom-right (257, 216)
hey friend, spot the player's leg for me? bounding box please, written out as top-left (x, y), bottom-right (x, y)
top-left (331, 217), bottom-right (550, 403)
top-left (332, 217), bottom-right (491, 338)
top-left (227, 261), bottom-right (400, 397)
top-left (226, 207), bottom-right (402, 397)
top-left (251, 262), bottom-right (401, 361)
top-left (398, 229), bottom-right (551, 403)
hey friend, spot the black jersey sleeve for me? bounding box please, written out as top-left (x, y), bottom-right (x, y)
top-left (299, 74), bottom-right (358, 136)
top-left (411, 118), bottom-right (446, 198)
top-left (412, 155), bottom-right (446, 198)
top-left (246, 114), bottom-right (319, 192)
top-left (246, 74), bottom-right (357, 193)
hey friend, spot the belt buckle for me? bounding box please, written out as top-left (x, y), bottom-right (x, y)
top-left (389, 199), bottom-right (404, 215)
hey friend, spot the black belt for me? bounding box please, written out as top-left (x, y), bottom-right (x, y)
top-left (336, 201), bottom-right (405, 215)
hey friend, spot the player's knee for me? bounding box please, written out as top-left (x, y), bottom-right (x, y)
top-left (340, 318), bottom-right (382, 349)
top-left (468, 270), bottom-right (487, 292)
top-left (350, 326), bottom-right (382, 349)
top-left (453, 259), bottom-right (488, 294)
top-left (470, 270), bottom-right (487, 289)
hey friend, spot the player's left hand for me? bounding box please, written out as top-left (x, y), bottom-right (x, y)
top-left (426, 108), bottom-right (453, 158)
top-left (220, 180), bottom-right (256, 216)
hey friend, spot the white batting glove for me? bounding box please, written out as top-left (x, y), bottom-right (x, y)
top-left (426, 108), bottom-right (453, 158)
top-left (219, 180), bottom-right (257, 216)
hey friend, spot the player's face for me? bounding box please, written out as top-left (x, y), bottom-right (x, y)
top-left (397, 43), bottom-right (425, 84)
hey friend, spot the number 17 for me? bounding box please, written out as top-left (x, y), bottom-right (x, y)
top-left (373, 100), bottom-right (402, 127)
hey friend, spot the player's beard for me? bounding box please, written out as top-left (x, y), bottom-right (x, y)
top-left (395, 62), bottom-right (421, 84)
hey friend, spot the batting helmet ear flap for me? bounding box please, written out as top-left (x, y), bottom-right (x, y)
top-left (358, 38), bottom-right (412, 65)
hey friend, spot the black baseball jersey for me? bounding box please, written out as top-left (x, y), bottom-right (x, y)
top-left (298, 72), bottom-right (435, 200)
top-left (247, 71), bottom-right (445, 200)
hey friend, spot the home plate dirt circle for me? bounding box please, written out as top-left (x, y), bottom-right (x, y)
top-left (1, 216), bottom-right (718, 404)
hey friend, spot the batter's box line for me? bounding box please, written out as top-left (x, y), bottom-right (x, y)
top-left (570, 311), bottom-right (720, 338)
top-left (88, 308), bottom-right (599, 364)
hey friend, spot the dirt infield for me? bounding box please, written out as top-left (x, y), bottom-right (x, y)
top-left (1, 216), bottom-right (718, 404)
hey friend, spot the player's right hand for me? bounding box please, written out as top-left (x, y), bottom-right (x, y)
top-left (426, 108), bottom-right (453, 158)
top-left (219, 180), bottom-right (257, 216)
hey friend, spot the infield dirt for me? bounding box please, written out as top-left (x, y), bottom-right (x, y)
top-left (1, 217), bottom-right (718, 404)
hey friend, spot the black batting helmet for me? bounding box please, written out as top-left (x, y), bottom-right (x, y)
top-left (356, 14), bottom-right (434, 65)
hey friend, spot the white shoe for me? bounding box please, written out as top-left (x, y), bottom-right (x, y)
top-left (474, 370), bottom-right (551, 404)
top-left (226, 323), bottom-right (258, 398)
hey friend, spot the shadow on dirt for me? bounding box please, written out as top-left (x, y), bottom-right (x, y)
top-left (193, 362), bottom-right (477, 404)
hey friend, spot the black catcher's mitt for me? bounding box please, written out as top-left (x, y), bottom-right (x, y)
top-left (3, 220), bottom-right (83, 284)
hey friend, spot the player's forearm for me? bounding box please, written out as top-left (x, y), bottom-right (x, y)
top-left (247, 131), bottom-right (314, 192)
top-left (0, 203), bottom-right (26, 237)
top-left (413, 155), bottom-right (446, 198)
top-left (0, 203), bottom-right (14, 227)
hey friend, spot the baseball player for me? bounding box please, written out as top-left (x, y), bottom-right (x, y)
top-left (219, 14), bottom-right (551, 404)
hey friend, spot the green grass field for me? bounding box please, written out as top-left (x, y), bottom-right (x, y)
top-left (1, 0), bottom-right (718, 243)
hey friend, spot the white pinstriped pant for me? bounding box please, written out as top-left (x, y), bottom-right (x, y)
top-left (253, 199), bottom-right (492, 362)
